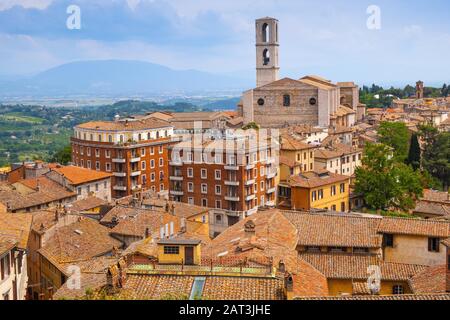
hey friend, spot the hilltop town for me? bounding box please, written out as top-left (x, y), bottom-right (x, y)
top-left (0, 17), bottom-right (449, 301)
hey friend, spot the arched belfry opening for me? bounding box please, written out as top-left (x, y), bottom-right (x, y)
top-left (256, 17), bottom-right (280, 87)
top-left (263, 49), bottom-right (270, 65)
top-left (262, 23), bottom-right (270, 43)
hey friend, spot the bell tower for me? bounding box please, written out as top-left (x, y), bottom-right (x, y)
top-left (256, 17), bottom-right (280, 87)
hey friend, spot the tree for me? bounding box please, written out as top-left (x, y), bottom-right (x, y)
top-left (354, 143), bottom-right (423, 211)
top-left (242, 122), bottom-right (260, 130)
top-left (50, 145), bottom-right (72, 165)
top-left (378, 122), bottom-right (409, 162)
top-left (418, 125), bottom-right (450, 190)
top-left (406, 133), bottom-right (421, 170)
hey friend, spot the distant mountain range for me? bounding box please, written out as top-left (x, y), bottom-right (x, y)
top-left (0, 60), bottom-right (253, 98)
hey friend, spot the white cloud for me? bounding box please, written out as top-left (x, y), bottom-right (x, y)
top-left (0, 0), bottom-right (53, 11)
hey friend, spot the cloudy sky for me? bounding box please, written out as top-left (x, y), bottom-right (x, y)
top-left (0, 0), bottom-right (449, 86)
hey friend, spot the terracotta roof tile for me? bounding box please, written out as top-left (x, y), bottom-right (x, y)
top-left (409, 265), bottom-right (447, 294)
top-left (299, 252), bottom-right (426, 281)
top-left (378, 217), bottom-right (450, 237)
top-left (0, 213), bottom-right (33, 249)
top-left (282, 211), bottom-right (382, 248)
top-left (50, 166), bottom-right (112, 185)
top-left (76, 118), bottom-right (172, 131)
top-left (38, 218), bottom-right (121, 274)
top-left (287, 170), bottom-right (350, 189)
top-left (295, 293), bottom-right (450, 300)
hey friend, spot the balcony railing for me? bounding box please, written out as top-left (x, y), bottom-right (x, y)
top-left (170, 176), bottom-right (183, 181)
top-left (224, 165), bottom-right (239, 171)
top-left (224, 180), bottom-right (240, 186)
top-left (245, 194), bottom-right (256, 201)
top-left (113, 185), bottom-right (127, 191)
top-left (130, 157), bottom-right (140, 163)
top-left (225, 195), bottom-right (240, 202)
top-left (266, 187), bottom-right (276, 194)
top-left (170, 190), bottom-right (184, 196)
top-left (130, 171), bottom-right (141, 177)
top-left (113, 172), bottom-right (127, 177)
top-left (244, 179), bottom-right (255, 186)
top-left (112, 158), bottom-right (126, 163)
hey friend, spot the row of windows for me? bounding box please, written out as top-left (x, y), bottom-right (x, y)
top-left (74, 145), bottom-right (164, 157)
top-left (312, 183), bottom-right (346, 202)
top-left (76, 181), bottom-right (108, 195)
top-left (174, 150), bottom-right (272, 165)
top-left (184, 166), bottom-right (268, 180)
top-left (383, 234), bottom-right (441, 253)
top-left (75, 130), bottom-right (170, 143)
top-left (74, 157), bottom-right (164, 172)
top-left (257, 96), bottom-right (317, 107)
top-left (187, 195), bottom-right (268, 209)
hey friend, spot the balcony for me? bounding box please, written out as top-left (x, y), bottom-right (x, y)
top-left (265, 200), bottom-right (276, 207)
top-left (131, 185), bottom-right (142, 191)
top-left (170, 176), bottom-right (184, 181)
top-left (225, 195), bottom-right (240, 202)
top-left (266, 187), bottom-right (276, 194)
top-left (245, 163), bottom-right (255, 170)
top-left (246, 207), bottom-right (258, 216)
top-left (113, 185), bottom-right (127, 191)
top-left (225, 210), bottom-right (243, 217)
top-left (224, 165), bottom-right (239, 171)
top-left (244, 179), bottom-right (255, 186)
top-left (130, 171), bottom-right (141, 177)
top-left (224, 180), bottom-right (240, 186)
top-left (245, 194), bottom-right (256, 201)
top-left (112, 158), bottom-right (126, 163)
top-left (130, 157), bottom-right (140, 163)
top-left (170, 190), bottom-right (184, 196)
top-left (266, 157), bottom-right (276, 165)
top-left (266, 171), bottom-right (277, 179)
top-left (169, 161), bottom-right (183, 167)
top-left (113, 172), bottom-right (127, 177)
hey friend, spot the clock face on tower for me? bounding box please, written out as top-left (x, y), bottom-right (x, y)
top-left (257, 98), bottom-right (265, 106)
top-left (309, 97), bottom-right (317, 106)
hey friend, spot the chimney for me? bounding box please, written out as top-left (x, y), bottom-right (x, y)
top-left (36, 179), bottom-right (41, 192)
top-left (244, 220), bottom-right (256, 238)
top-left (278, 260), bottom-right (286, 273)
top-left (117, 259), bottom-right (127, 288)
top-left (284, 273), bottom-right (294, 300)
top-left (54, 209), bottom-right (59, 222)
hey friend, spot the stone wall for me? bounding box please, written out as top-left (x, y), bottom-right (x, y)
top-left (250, 86), bottom-right (319, 128)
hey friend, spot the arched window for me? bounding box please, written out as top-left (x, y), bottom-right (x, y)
top-left (262, 23), bottom-right (270, 43)
top-left (98, 135), bottom-right (102, 142)
top-left (156, 131), bottom-right (160, 139)
top-left (108, 135), bottom-right (113, 143)
top-left (283, 95), bottom-right (291, 107)
top-left (147, 132), bottom-right (151, 140)
top-left (119, 135), bottom-right (124, 143)
top-left (263, 49), bottom-right (270, 66)
top-left (138, 133), bottom-right (142, 141)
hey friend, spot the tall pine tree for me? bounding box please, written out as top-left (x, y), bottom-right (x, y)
top-left (407, 133), bottom-right (421, 170)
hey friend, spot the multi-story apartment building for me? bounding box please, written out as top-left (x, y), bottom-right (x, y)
top-left (0, 214), bottom-right (32, 300)
top-left (168, 133), bottom-right (278, 236)
top-left (279, 134), bottom-right (317, 181)
top-left (278, 169), bottom-right (350, 212)
top-left (71, 117), bottom-right (174, 199)
top-left (314, 143), bottom-right (362, 177)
